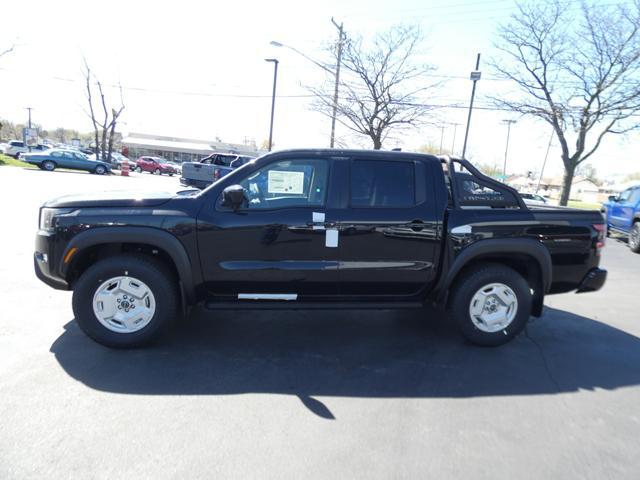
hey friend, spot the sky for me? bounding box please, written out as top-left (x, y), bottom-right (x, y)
top-left (0, 0), bottom-right (638, 178)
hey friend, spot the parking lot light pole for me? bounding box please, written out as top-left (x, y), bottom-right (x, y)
top-left (271, 26), bottom-right (344, 149)
top-left (462, 53), bottom-right (481, 159)
top-left (265, 59), bottom-right (279, 152)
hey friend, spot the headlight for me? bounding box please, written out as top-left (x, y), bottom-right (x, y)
top-left (39, 208), bottom-right (73, 232)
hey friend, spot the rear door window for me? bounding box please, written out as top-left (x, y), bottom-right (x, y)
top-left (350, 160), bottom-right (415, 208)
top-left (628, 188), bottom-right (640, 204)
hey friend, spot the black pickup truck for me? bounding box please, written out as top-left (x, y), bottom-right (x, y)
top-left (34, 149), bottom-right (607, 348)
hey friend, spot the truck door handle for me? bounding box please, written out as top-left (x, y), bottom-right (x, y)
top-left (409, 220), bottom-right (425, 232)
top-left (306, 222), bottom-right (336, 228)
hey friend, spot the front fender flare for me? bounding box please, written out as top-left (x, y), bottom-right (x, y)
top-left (60, 226), bottom-right (197, 303)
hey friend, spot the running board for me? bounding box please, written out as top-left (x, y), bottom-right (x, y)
top-left (204, 300), bottom-right (425, 310)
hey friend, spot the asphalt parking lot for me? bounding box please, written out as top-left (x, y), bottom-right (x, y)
top-left (1, 166), bottom-right (639, 479)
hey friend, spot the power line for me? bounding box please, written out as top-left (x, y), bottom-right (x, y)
top-left (343, 0), bottom-right (625, 25)
top-left (342, 0), bottom-right (513, 17)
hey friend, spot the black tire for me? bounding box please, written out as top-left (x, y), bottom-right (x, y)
top-left (72, 254), bottom-right (179, 348)
top-left (42, 160), bottom-right (56, 171)
top-left (95, 165), bottom-right (107, 175)
top-left (629, 222), bottom-right (640, 253)
top-left (449, 263), bottom-right (532, 347)
top-left (168, 173), bottom-right (174, 177)
top-left (154, 168), bottom-right (161, 175)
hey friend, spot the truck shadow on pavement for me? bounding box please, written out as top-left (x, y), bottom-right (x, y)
top-left (50, 306), bottom-right (640, 419)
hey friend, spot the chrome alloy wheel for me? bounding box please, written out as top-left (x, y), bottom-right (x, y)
top-left (468, 282), bottom-right (519, 333)
top-left (92, 276), bottom-right (156, 333)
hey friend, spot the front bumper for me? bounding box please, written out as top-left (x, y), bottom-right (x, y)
top-left (34, 231), bottom-right (69, 290)
top-left (576, 268), bottom-right (607, 293)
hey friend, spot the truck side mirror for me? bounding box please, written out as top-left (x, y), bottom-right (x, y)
top-left (608, 195), bottom-right (618, 202)
top-left (221, 185), bottom-right (246, 211)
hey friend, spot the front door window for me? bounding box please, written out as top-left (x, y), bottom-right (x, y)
top-left (238, 159), bottom-right (329, 210)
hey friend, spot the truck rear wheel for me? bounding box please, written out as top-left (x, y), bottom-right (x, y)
top-left (72, 254), bottom-right (179, 348)
top-left (449, 264), bottom-right (531, 347)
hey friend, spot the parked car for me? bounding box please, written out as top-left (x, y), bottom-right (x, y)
top-left (4, 141), bottom-right (48, 158)
top-left (519, 192), bottom-right (548, 206)
top-left (602, 185), bottom-right (640, 252)
top-left (180, 153), bottom-right (255, 189)
top-left (33, 149), bottom-right (607, 348)
top-left (89, 152), bottom-right (131, 169)
top-left (164, 160), bottom-right (183, 175)
top-left (22, 149), bottom-right (111, 174)
top-left (135, 156), bottom-right (177, 175)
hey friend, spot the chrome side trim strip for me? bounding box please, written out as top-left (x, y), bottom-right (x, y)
top-left (238, 293), bottom-right (298, 301)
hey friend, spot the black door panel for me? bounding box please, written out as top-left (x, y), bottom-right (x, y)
top-left (335, 158), bottom-right (440, 297)
top-left (196, 156), bottom-right (339, 297)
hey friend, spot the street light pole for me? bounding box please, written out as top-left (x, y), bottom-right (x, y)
top-left (271, 20), bottom-right (345, 149)
top-left (439, 125), bottom-right (445, 154)
top-left (462, 53), bottom-right (481, 159)
top-left (502, 119), bottom-right (516, 179)
top-left (265, 59), bottom-right (279, 152)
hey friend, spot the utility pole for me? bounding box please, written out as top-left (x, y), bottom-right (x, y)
top-left (439, 125), bottom-right (445, 154)
top-left (451, 122), bottom-right (460, 156)
top-left (502, 119), bottom-right (516, 179)
top-left (330, 18), bottom-right (344, 149)
top-left (462, 53), bottom-right (481, 159)
top-left (264, 59), bottom-right (279, 151)
top-left (26, 107), bottom-right (33, 152)
top-left (536, 129), bottom-right (554, 193)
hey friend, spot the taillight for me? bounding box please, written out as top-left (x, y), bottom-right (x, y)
top-left (593, 224), bottom-right (606, 255)
top-left (213, 169), bottom-right (221, 180)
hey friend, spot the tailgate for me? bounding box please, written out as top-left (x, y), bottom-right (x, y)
top-left (182, 162), bottom-right (215, 182)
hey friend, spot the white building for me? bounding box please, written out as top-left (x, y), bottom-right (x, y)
top-left (121, 133), bottom-right (262, 163)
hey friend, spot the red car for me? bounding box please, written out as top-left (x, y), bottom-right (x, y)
top-left (134, 156), bottom-right (177, 176)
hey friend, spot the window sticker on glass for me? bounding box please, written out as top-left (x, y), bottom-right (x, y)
top-left (268, 170), bottom-right (305, 194)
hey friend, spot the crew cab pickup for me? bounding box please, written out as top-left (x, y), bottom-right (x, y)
top-left (602, 185), bottom-right (640, 253)
top-left (34, 149), bottom-right (607, 348)
top-left (180, 153), bottom-right (255, 189)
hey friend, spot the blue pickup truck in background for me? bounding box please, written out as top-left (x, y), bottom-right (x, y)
top-left (602, 185), bottom-right (640, 253)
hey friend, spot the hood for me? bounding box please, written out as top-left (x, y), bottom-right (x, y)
top-left (160, 163), bottom-right (176, 169)
top-left (43, 190), bottom-right (175, 208)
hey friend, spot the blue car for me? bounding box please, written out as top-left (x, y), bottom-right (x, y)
top-left (22, 149), bottom-right (111, 175)
top-left (602, 185), bottom-right (640, 252)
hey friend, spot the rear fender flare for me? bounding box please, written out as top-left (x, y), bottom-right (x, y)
top-left (438, 237), bottom-right (552, 304)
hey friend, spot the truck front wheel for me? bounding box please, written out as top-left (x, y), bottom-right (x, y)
top-left (72, 254), bottom-right (179, 348)
top-left (449, 264), bottom-right (532, 347)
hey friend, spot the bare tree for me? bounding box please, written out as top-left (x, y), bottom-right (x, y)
top-left (492, 0), bottom-right (640, 205)
top-left (83, 60), bottom-right (125, 163)
top-left (310, 25), bottom-right (437, 150)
